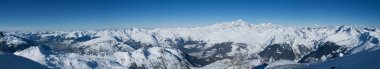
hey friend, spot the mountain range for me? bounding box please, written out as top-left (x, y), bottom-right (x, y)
top-left (0, 20), bottom-right (379, 69)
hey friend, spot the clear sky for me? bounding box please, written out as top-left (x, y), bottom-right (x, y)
top-left (0, 0), bottom-right (379, 31)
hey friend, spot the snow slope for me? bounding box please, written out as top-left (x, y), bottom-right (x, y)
top-left (300, 45), bottom-right (380, 69)
top-left (0, 52), bottom-right (48, 69)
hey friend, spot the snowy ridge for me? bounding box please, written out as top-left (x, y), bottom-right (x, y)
top-left (0, 52), bottom-right (48, 69)
top-left (0, 20), bottom-right (379, 69)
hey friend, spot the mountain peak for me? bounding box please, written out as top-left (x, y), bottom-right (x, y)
top-left (230, 19), bottom-right (248, 26)
top-left (208, 19), bottom-right (250, 28)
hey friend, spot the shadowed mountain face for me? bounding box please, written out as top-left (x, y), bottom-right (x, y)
top-left (0, 32), bottom-right (3, 37)
top-left (0, 22), bottom-right (379, 69)
top-left (299, 42), bottom-right (348, 63)
top-left (259, 44), bottom-right (296, 62)
top-left (0, 52), bottom-right (48, 69)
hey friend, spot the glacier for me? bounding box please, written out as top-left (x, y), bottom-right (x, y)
top-left (0, 20), bottom-right (379, 69)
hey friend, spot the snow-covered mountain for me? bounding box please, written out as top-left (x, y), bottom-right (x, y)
top-left (0, 20), bottom-right (379, 69)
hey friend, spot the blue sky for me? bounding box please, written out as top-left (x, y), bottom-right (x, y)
top-left (0, 0), bottom-right (379, 31)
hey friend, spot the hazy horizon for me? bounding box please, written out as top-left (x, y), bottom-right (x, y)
top-left (1, 19), bottom-right (379, 31)
top-left (1, 0), bottom-right (380, 31)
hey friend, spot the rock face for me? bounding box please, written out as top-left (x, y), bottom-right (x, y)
top-left (259, 44), bottom-right (296, 62)
top-left (0, 20), bottom-right (379, 69)
top-left (299, 42), bottom-right (347, 63)
top-left (0, 32), bottom-right (5, 52)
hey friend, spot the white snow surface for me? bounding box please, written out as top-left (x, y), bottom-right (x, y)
top-left (14, 46), bottom-right (48, 65)
top-left (0, 52), bottom-right (48, 69)
top-left (300, 45), bottom-right (380, 69)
